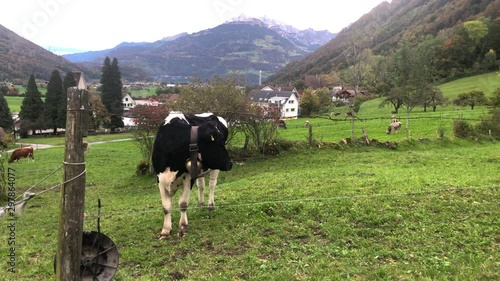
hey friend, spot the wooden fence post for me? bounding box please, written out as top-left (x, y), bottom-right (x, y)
top-left (308, 124), bottom-right (313, 147)
top-left (55, 88), bottom-right (88, 281)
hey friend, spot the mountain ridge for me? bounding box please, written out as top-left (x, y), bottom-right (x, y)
top-left (267, 0), bottom-right (500, 84)
top-left (0, 24), bottom-right (99, 82)
top-left (62, 17), bottom-right (336, 84)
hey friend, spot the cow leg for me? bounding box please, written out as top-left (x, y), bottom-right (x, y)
top-left (178, 175), bottom-right (192, 237)
top-left (196, 177), bottom-right (205, 208)
top-left (157, 169), bottom-right (178, 239)
top-left (207, 170), bottom-right (220, 211)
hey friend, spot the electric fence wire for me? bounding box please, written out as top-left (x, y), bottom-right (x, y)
top-left (1, 184), bottom-right (498, 251)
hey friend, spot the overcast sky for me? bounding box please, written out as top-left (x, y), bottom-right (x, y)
top-left (1, 0), bottom-right (390, 53)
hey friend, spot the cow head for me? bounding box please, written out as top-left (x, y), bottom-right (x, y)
top-left (196, 120), bottom-right (232, 171)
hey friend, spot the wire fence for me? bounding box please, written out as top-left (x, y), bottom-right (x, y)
top-left (0, 183), bottom-right (498, 251)
top-left (0, 113), bottom-right (498, 251)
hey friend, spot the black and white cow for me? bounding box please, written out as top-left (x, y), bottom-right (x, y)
top-left (152, 112), bottom-right (232, 238)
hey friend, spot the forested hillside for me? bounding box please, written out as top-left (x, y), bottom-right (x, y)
top-left (268, 0), bottom-right (500, 84)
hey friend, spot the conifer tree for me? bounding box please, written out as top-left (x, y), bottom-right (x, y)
top-left (0, 92), bottom-right (13, 131)
top-left (58, 71), bottom-right (77, 128)
top-left (100, 57), bottom-right (124, 131)
top-left (19, 74), bottom-right (44, 137)
top-left (43, 70), bottom-right (63, 134)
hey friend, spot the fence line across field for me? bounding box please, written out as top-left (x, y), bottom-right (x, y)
top-left (4, 161), bottom-right (500, 218)
top-left (0, 184), bottom-right (497, 251)
top-left (83, 184), bottom-right (500, 218)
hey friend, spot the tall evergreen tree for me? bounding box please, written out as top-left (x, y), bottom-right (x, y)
top-left (58, 71), bottom-right (77, 128)
top-left (19, 74), bottom-right (44, 137)
top-left (100, 57), bottom-right (124, 131)
top-left (43, 70), bottom-right (63, 134)
top-left (0, 92), bottom-right (13, 131)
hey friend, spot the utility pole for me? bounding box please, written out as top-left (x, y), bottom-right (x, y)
top-left (55, 87), bottom-right (88, 280)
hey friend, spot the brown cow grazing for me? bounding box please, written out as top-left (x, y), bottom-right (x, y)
top-left (9, 147), bottom-right (34, 163)
top-left (386, 121), bottom-right (402, 134)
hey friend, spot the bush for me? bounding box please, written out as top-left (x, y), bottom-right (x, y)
top-left (437, 125), bottom-right (446, 139)
top-left (453, 119), bottom-right (475, 139)
top-left (475, 109), bottom-right (500, 140)
top-left (135, 160), bottom-right (150, 176)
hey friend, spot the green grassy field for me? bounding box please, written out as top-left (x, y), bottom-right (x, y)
top-left (4, 96), bottom-right (24, 113)
top-left (0, 138), bottom-right (498, 280)
top-left (438, 72), bottom-right (500, 100)
top-left (0, 73), bottom-right (499, 280)
top-left (127, 87), bottom-right (157, 98)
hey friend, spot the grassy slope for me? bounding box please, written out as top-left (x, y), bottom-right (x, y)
top-left (437, 72), bottom-right (500, 100)
top-left (288, 71), bottom-right (500, 143)
top-left (0, 140), bottom-right (498, 280)
top-left (0, 73), bottom-right (499, 280)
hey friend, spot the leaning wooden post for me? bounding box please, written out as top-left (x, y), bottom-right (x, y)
top-left (350, 116), bottom-right (355, 140)
top-left (55, 88), bottom-right (88, 281)
top-left (362, 127), bottom-right (370, 145)
top-left (308, 124), bottom-right (313, 147)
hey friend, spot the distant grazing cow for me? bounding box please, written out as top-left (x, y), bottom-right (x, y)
top-left (344, 112), bottom-right (360, 120)
top-left (152, 112), bottom-right (232, 238)
top-left (8, 147), bottom-right (34, 163)
top-left (387, 121), bottom-right (402, 134)
top-left (277, 119), bottom-right (287, 129)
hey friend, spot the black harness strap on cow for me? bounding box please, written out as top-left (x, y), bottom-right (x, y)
top-left (189, 126), bottom-right (199, 188)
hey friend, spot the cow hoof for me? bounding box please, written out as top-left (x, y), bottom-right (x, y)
top-left (178, 225), bottom-right (188, 237)
top-left (208, 204), bottom-right (215, 211)
top-left (158, 234), bottom-right (169, 240)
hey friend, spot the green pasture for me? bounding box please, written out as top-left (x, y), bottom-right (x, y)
top-left (438, 72), bottom-right (500, 100)
top-left (0, 136), bottom-right (498, 280)
top-left (4, 96), bottom-right (24, 113)
top-left (0, 72), bottom-right (499, 280)
top-left (277, 91), bottom-right (493, 144)
top-left (127, 87), bottom-right (157, 98)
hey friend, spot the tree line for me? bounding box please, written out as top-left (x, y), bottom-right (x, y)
top-left (0, 56), bottom-right (125, 138)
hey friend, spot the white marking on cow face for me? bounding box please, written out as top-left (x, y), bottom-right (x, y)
top-left (195, 112), bottom-right (214, 118)
top-left (164, 112), bottom-right (188, 125)
top-left (217, 116), bottom-right (228, 128)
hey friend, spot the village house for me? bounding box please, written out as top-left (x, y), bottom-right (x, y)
top-left (249, 86), bottom-right (300, 119)
top-left (122, 93), bottom-right (136, 111)
top-left (331, 87), bottom-right (369, 102)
